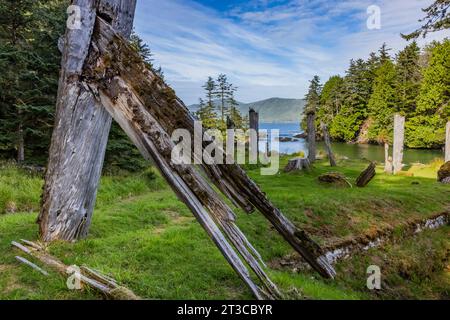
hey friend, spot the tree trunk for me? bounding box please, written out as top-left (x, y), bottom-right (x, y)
top-left (307, 113), bottom-right (316, 162)
top-left (37, 0), bottom-right (137, 242)
top-left (445, 121), bottom-right (450, 163)
top-left (393, 115), bottom-right (405, 175)
top-left (82, 18), bottom-right (336, 285)
top-left (17, 119), bottom-right (25, 164)
top-left (321, 122), bottom-right (336, 167)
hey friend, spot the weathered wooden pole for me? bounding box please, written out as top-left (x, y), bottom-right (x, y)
top-left (321, 122), bottom-right (336, 167)
top-left (445, 121), bottom-right (450, 162)
top-left (249, 108), bottom-right (259, 159)
top-left (384, 142), bottom-right (393, 174)
top-left (307, 112), bottom-right (316, 162)
top-left (392, 115), bottom-right (405, 174)
top-left (38, 0), bottom-right (137, 242)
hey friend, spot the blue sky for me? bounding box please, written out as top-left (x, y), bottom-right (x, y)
top-left (133, 0), bottom-right (449, 105)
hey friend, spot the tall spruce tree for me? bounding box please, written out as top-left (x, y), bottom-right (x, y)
top-left (367, 59), bottom-right (399, 143)
top-left (406, 39), bottom-right (450, 148)
top-left (396, 42), bottom-right (422, 114)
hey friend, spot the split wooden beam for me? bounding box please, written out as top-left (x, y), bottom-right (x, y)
top-left (38, 0), bottom-right (137, 242)
top-left (81, 17), bottom-right (335, 297)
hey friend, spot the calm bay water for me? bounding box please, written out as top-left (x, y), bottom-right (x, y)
top-left (259, 123), bottom-right (444, 164)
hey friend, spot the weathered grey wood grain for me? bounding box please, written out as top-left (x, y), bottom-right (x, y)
top-left (85, 18), bottom-right (335, 280)
top-left (38, 0), bottom-right (137, 242)
top-left (356, 162), bottom-right (376, 187)
top-left (307, 113), bottom-right (316, 162)
top-left (393, 115), bottom-right (405, 175)
top-left (321, 122), bottom-right (336, 167)
top-left (284, 158), bottom-right (311, 172)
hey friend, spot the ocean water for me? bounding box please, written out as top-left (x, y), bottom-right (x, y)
top-left (259, 123), bottom-right (444, 164)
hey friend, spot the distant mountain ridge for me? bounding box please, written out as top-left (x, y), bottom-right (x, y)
top-left (188, 97), bottom-right (305, 123)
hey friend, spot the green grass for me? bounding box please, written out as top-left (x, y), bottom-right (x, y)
top-left (0, 158), bottom-right (448, 300)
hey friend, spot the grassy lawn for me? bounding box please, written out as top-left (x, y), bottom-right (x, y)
top-left (0, 157), bottom-right (448, 300)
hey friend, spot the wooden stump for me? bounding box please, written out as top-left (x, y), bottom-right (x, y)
top-left (284, 158), bottom-right (311, 172)
top-left (38, 0), bottom-right (137, 242)
top-left (356, 162), bottom-right (376, 187)
top-left (384, 143), bottom-right (393, 174)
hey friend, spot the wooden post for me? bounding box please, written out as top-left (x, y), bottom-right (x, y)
top-left (384, 142), bottom-right (393, 174)
top-left (37, 0), bottom-right (137, 242)
top-left (249, 108), bottom-right (259, 158)
top-left (82, 19), bottom-right (336, 282)
top-left (445, 121), bottom-right (450, 163)
top-left (307, 113), bottom-right (316, 162)
top-left (321, 122), bottom-right (336, 167)
top-left (393, 114), bottom-right (405, 174)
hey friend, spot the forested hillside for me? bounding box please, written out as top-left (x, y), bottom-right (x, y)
top-left (0, 0), bottom-right (146, 171)
top-left (306, 41), bottom-right (450, 149)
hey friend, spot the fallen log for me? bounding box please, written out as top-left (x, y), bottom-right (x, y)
top-left (284, 158), bottom-right (311, 172)
top-left (356, 162), bottom-right (376, 187)
top-left (12, 240), bottom-right (139, 300)
top-left (81, 17), bottom-right (335, 297)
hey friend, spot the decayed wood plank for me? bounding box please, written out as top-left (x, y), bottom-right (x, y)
top-left (38, 0), bottom-right (137, 242)
top-left (83, 18), bottom-right (335, 280)
top-left (321, 122), bottom-right (336, 167)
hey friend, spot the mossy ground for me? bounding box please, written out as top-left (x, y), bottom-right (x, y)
top-left (0, 157), bottom-right (448, 300)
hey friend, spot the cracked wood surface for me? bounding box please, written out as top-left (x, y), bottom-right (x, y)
top-left (82, 18), bottom-right (336, 286)
top-left (38, 0), bottom-right (137, 242)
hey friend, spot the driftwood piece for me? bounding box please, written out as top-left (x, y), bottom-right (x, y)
top-left (12, 240), bottom-right (139, 300)
top-left (15, 256), bottom-right (49, 276)
top-left (393, 115), bottom-right (405, 174)
top-left (284, 158), bottom-right (311, 172)
top-left (82, 17), bottom-right (335, 293)
top-left (38, 0), bottom-right (137, 242)
top-left (356, 162), bottom-right (376, 187)
top-left (307, 113), bottom-right (316, 162)
top-left (318, 172), bottom-right (352, 188)
top-left (445, 121), bottom-right (450, 163)
top-left (321, 122), bottom-right (336, 167)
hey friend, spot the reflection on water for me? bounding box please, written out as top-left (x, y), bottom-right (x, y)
top-left (259, 123), bottom-right (444, 164)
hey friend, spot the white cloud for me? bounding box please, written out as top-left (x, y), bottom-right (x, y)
top-left (134, 0), bottom-right (450, 105)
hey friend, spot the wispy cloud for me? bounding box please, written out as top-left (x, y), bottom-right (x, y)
top-left (134, 0), bottom-right (449, 105)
